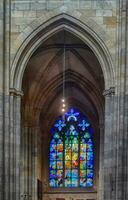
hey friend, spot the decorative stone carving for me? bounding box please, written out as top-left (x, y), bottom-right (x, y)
top-left (10, 88), bottom-right (24, 97)
top-left (103, 87), bottom-right (115, 97)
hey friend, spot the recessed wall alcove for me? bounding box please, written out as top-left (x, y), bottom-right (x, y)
top-left (21, 29), bottom-right (105, 200)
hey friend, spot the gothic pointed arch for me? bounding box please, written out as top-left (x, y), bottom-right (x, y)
top-left (10, 13), bottom-right (115, 92)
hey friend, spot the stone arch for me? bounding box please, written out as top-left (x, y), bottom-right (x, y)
top-left (10, 13), bottom-right (115, 92)
top-left (9, 12), bottom-right (114, 200)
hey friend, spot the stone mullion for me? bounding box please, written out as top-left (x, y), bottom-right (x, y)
top-left (103, 88), bottom-right (115, 200)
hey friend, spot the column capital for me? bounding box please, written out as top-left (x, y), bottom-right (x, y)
top-left (103, 87), bottom-right (115, 97)
top-left (10, 88), bottom-right (24, 97)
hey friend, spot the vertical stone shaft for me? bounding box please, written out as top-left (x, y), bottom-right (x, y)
top-left (9, 92), bottom-right (22, 200)
top-left (20, 124), bottom-right (38, 200)
top-left (103, 88), bottom-right (115, 200)
top-left (0, 0), bottom-right (4, 199)
top-left (98, 122), bottom-right (104, 200)
top-left (3, 0), bottom-right (11, 199)
top-left (115, 0), bottom-right (128, 199)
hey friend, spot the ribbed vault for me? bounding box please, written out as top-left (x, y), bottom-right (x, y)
top-left (22, 31), bottom-right (104, 122)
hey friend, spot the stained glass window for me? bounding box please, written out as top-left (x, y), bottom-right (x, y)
top-left (49, 108), bottom-right (94, 188)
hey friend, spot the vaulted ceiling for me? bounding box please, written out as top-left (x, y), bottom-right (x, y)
top-left (22, 30), bottom-right (104, 130)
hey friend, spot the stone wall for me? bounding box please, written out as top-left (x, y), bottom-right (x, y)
top-left (10, 0), bottom-right (117, 66)
top-left (0, 1), bottom-right (128, 200)
top-left (43, 193), bottom-right (96, 200)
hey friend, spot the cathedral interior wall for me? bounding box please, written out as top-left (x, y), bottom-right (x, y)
top-left (0, 1), bottom-right (128, 200)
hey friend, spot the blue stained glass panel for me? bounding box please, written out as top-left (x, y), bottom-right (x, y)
top-left (50, 144), bottom-right (56, 152)
top-left (50, 152), bottom-right (56, 160)
top-left (65, 179), bottom-right (71, 187)
top-left (87, 143), bottom-right (93, 151)
top-left (87, 170), bottom-right (94, 178)
top-left (50, 170), bottom-right (56, 179)
top-left (87, 152), bottom-right (93, 161)
top-left (86, 178), bottom-right (93, 187)
top-left (72, 170), bottom-right (78, 177)
top-left (65, 170), bottom-right (71, 178)
top-left (80, 178), bottom-right (87, 187)
top-left (80, 152), bottom-right (87, 161)
top-left (50, 160), bottom-right (56, 170)
top-left (80, 144), bottom-right (87, 152)
top-left (72, 177), bottom-right (78, 187)
top-left (50, 178), bottom-right (56, 187)
top-left (56, 178), bottom-right (63, 187)
top-left (87, 160), bottom-right (94, 169)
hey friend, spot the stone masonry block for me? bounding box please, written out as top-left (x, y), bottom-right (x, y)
top-left (103, 16), bottom-right (117, 27)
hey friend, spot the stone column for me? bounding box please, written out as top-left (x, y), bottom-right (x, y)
top-left (9, 89), bottom-right (23, 200)
top-left (0, 0), bottom-right (4, 194)
top-left (98, 122), bottom-right (104, 200)
top-left (103, 87), bottom-right (115, 200)
top-left (115, 1), bottom-right (128, 199)
top-left (0, 0), bottom-right (11, 200)
top-left (20, 124), bottom-right (38, 200)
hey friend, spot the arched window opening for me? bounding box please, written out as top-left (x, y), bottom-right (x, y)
top-left (49, 108), bottom-right (94, 188)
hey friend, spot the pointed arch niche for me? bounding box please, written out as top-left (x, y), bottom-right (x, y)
top-left (10, 14), bottom-right (115, 200)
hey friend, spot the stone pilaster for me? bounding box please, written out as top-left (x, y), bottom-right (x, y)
top-left (9, 89), bottom-right (23, 200)
top-left (98, 122), bottom-right (104, 200)
top-left (103, 87), bottom-right (115, 200)
top-left (115, 1), bottom-right (128, 199)
top-left (20, 125), bottom-right (38, 200)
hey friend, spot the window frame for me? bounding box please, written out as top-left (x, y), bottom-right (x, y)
top-left (48, 108), bottom-right (97, 191)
